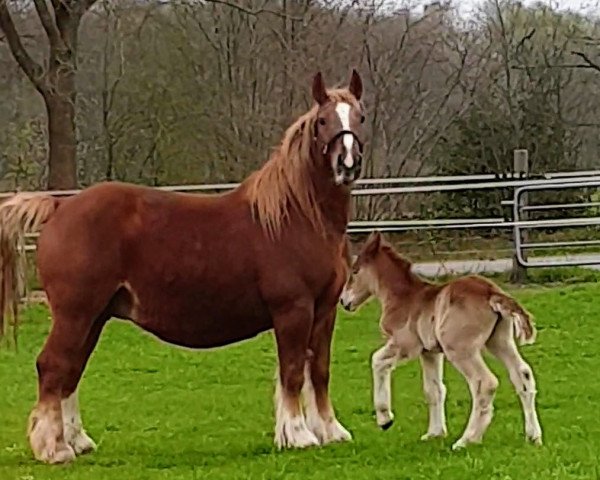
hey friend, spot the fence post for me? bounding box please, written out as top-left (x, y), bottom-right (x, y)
top-left (511, 149), bottom-right (529, 283)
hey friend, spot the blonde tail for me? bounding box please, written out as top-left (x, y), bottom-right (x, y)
top-left (489, 292), bottom-right (536, 346)
top-left (0, 193), bottom-right (59, 343)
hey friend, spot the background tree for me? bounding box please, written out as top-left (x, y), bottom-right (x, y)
top-left (0, 0), bottom-right (98, 189)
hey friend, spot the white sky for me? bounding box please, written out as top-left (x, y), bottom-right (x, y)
top-left (413, 0), bottom-right (599, 16)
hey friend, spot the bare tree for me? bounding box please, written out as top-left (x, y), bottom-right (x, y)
top-left (0, 0), bottom-right (98, 189)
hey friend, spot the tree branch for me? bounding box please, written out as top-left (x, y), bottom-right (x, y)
top-left (33, 0), bottom-right (62, 47)
top-left (570, 50), bottom-right (600, 73)
top-left (203, 0), bottom-right (303, 21)
top-left (0, 1), bottom-right (46, 92)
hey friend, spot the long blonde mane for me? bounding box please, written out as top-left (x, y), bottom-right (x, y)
top-left (246, 89), bottom-right (358, 238)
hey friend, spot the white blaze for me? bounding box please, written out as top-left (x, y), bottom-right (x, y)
top-left (335, 103), bottom-right (355, 169)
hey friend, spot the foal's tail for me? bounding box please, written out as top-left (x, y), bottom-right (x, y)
top-left (0, 193), bottom-right (60, 341)
top-left (489, 292), bottom-right (536, 346)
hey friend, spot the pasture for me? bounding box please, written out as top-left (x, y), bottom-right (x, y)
top-left (1, 281), bottom-right (599, 479)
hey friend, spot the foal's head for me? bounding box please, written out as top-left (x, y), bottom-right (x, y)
top-left (312, 70), bottom-right (365, 186)
top-left (340, 231), bottom-right (383, 311)
top-left (340, 231), bottom-right (413, 312)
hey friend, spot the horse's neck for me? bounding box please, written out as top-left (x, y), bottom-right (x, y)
top-left (310, 151), bottom-right (352, 235)
top-left (318, 185), bottom-right (351, 234)
top-left (377, 257), bottom-right (428, 305)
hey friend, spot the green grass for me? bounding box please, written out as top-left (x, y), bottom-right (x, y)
top-left (2, 283), bottom-right (600, 479)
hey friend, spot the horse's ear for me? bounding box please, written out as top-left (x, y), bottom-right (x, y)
top-left (349, 69), bottom-right (363, 101)
top-left (364, 230), bottom-right (381, 256)
top-left (312, 72), bottom-right (329, 106)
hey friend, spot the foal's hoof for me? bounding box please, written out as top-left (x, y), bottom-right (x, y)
top-left (420, 430), bottom-right (447, 441)
top-left (380, 420), bottom-right (394, 431)
top-left (451, 439), bottom-right (467, 451)
top-left (527, 434), bottom-right (543, 446)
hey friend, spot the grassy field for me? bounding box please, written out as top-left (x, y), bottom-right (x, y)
top-left (1, 282), bottom-right (600, 479)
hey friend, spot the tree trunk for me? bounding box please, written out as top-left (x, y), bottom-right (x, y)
top-left (45, 94), bottom-right (77, 190)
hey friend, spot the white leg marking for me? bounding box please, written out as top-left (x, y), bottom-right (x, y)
top-left (497, 345), bottom-right (543, 444)
top-left (274, 372), bottom-right (319, 449)
top-left (302, 361), bottom-right (352, 445)
top-left (420, 352), bottom-right (447, 440)
top-left (449, 354), bottom-right (498, 451)
top-left (372, 341), bottom-right (398, 429)
top-left (62, 391), bottom-right (97, 455)
top-left (335, 102), bottom-right (355, 168)
top-left (301, 362), bottom-right (327, 444)
top-left (28, 402), bottom-right (76, 464)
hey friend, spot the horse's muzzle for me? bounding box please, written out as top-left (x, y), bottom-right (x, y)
top-left (339, 296), bottom-right (355, 312)
top-left (336, 153), bottom-right (362, 185)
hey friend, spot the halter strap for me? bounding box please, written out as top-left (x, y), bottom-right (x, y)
top-left (320, 129), bottom-right (364, 156)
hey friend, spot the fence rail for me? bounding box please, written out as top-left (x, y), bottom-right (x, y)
top-left (2, 169), bottom-right (600, 198)
top-left (8, 166), bottom-right (600, 272)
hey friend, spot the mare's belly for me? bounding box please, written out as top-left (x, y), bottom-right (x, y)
top-left (131, 268), bottom-right (273, 349)
top-left (137, 297), bottom-right (273, 349)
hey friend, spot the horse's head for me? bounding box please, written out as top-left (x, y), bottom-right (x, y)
top-left (312, 70), bottom-right (365, 186)
top-left (340, 231), bottom-right (382, 312)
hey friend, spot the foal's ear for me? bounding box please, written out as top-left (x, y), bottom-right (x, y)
top-left (312, 72), bottom-right (329, 106)
top-left (349, 69), bottom-right (363, 101)
top-left (364, 230), bottom-right (382, 256)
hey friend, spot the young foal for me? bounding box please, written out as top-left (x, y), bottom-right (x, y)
top-left (340, 232), bottom-right (542, 450)
top-left (0, 71), bottom-right (366, 464)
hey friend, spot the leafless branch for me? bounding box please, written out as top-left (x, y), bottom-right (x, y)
top-left (33, 0), bottom-right (62, 47)
top-left (202, 0), bottom-right (303, 21)
top-left (570, 50), bottom-right (600, 73)
top-left (0, 0), bottom-right (47, 91)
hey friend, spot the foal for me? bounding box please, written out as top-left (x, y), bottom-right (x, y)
top-left (340, 232), bottom-right (542, 450)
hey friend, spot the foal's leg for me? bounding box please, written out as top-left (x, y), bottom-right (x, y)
top-left (371, 334), bottom-right (422, 430)
top-left (446, 352), bottom-right (498, 450)
top-left (28, 312), bottom-right (106, 464)
top-left (419, 352), bottom-right (447, 440)
top-left (272, 301), bottom-right (319, 449)
top-left (487, 331), bottom-right (542, 445)
top-left (371, 340), bottom-right (400, 429)
top-left (302, 308), bottom-right (351, 445)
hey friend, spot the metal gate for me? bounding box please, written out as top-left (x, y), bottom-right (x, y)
top-left (512, 179), bottom-right (600, 268)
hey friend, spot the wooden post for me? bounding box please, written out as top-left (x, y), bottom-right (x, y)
top-left (511, 149), bottom-right (529, 283)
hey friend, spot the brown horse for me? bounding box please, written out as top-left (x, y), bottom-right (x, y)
top-left (0, 70), bottom-right (366, 464)
top-left (340, 232), bottom-right (542, 450)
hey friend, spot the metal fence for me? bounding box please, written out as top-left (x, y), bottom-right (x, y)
top-left (9, 167), bottom-right (600, 271)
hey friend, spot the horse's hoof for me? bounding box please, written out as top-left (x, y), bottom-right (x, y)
top-left (380, 420), bottom-right (394, 431)
top-left (324, 419), bottom-right (352, 444)
top-left (69, 431), bottom-right (97, 455)
top-left (33, 443), bottom-right (76, 464)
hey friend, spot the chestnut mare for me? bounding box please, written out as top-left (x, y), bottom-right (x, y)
top-left (0, 71), bottom-right (366, 464)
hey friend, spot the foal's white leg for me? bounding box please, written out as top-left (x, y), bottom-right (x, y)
top-left (274, 368), bottom-right (319, 449)
top-left (448, 353), bottom-right (498, 450)
top-left (372, 341), bottom-right (399, 429)
top-left (419, 352), bottom-right (447, 440)
top-left (61, 390), bottom-right (97, 455)
top-left (488, 339), bottom-right (543, 445)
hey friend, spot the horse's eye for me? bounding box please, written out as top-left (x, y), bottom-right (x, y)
top-left (360, 115), bottom-right (365, 124)
top-left (318, 118), bottom-right (326, 126)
